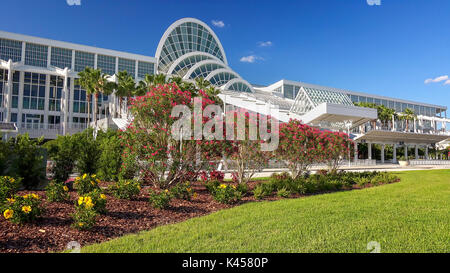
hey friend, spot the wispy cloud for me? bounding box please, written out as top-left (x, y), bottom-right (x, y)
top-left (444, 80), bottom-right (450, 85)
top-left (240, 55), bottom-right (263, 63)
top-left (424, 75), bottom-right (448, 84)
top-left (66, 0), bottom-right (81, 5)
top-left (258, 41), bottom-right (273, 47)
top-left (211, 20), bottom-right (225, 28)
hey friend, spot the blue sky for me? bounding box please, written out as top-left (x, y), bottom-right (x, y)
top-left (2, 0), bottom-right (450, 109)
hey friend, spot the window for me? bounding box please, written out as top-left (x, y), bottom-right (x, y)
top-left (25, 43), bottom-right (48, 67)
top-left (74, 51), bottom-right (95, 72)
top-left (11, 113), bottom-right (17, 123)
top-left (118, 58), bottom-right (136, 77)
top-left (51, 47), bottom-right (72, 69)
top-left (0, 38), bottom-right (22, 62)
top-left (284, 85), bottom-right (294, 100)
top-left (11, 72), bottom-right (19, 109)
top-left (49, 75), bottom-right (63, 111)
top-left (189, 62), bottom-right (225, 79)
top-left (23, 72), bottom-right (46, 110)
top-left (22, 114), bottom-right (44, 129)
top-left (48, 115), bottom-right (61, 129)
top-left (97, 55), bottom-right (116, 75)
top-left (0, 69), bottom-right (6, 108)
top-left (73, 84), bottom-right (88, 114)
top-left (138, 61), bottom-right (154, 78)
top-left (208, 71), bottom-right (237, 86)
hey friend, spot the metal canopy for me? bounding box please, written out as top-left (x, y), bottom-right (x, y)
top-left (300, 103), bottom-right (378, 128)
top-left (355, 130), bottom-right (450, 144)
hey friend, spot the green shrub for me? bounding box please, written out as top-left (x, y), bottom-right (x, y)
top-left (0, 176), bottom-right (21, 202)
top-left (109, 179), bottom-right (141, 200)
top-left (170, 182), bottom-right (193, 201)
top-left (277, 188), bottom-right (290, 198)
top-left (253, 185), bottom-right (267, 200)
top-left (212, 183), bottom-right (242, 204)
top-left (97, 130), bottom-right (123, 182)
top-left (71, 205), bottom-right (97, 230)
top-left (205, 180), bottom-right (221, 195)
top-left (149, 189), bottom-right (172, 209)
top-left (45, 180), bottom-right (70, 202)
top-left (74, 174), bottom-right (101, 195)
top-left (72, 129), bottom-right (101, 175)
top-left (236, 183), bottom-right (249, 195)
top-left (44, 135), bottom-right (78, 182)
top-left (79, 189), bottom-right (107, 214)
top-left (2, 193), bottom-right (43, 224)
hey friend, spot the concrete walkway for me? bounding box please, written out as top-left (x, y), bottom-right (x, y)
top-left (223, 164), bottom-right (450, 179)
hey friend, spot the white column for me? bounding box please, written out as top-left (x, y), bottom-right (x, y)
top-left (354, 142), bottom-right (358, 163)
top-left (415, 145), bottom-right (419, 159)
top-left (44, 74), bottom-right (50, 129)
top-left (404, 144), bottom-right (408, 159)
top-left (368, 143), bottom-right (372, 160)
top-left (425, 146), bottom-right (429, 160)
top-left (413, 118), bottom-right (417, 133)
top-left (381, 144), bottom-right (385, 164)
top-left (62, 68), bottom-right (69, 135)
top-left (393, 144), bottom-right (397, 163)
top-left (5, 60), bottom-right (13, 122)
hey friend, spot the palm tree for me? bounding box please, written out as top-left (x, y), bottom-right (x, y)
top-left (400, 108), bottom-right (417, 132)
top-left (153, 73), bottom-right (167, 85)
top-left (76, 67), bottom-right (97, 126)
top-left (195, 77), bottom-right (211, 90)
top-left (115, 71), bottom-right (136, 117)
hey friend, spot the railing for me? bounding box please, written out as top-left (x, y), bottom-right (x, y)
top-left (355, 121), bottom-right (450, 136)
top-left (409, 160), bottom-right (450, 166)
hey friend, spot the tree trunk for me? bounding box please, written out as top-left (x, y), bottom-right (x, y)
top-left (94, 93), bottom-right (98, 128)
top-left (87, 95), bottom-right (91, 126)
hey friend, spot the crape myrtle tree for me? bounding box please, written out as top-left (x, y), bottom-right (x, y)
top-left (276, 119), bottom-right (323, 179)
top-left (119, 83), bottom-right (225, 189)
top-left (321, 130), bottom-right (353, 172)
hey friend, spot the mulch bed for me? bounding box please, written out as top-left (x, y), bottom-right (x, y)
top-left (0, 180), bottom-right (392, 253)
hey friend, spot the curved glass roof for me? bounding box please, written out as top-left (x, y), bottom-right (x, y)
top-left (157, 21), bottom-right (226, 73)
top-left (187, 62), bottom-right (227, 79)
top-left (207, 71), bottom-right (238, 87)
top-left (168, 53), bottom-right (216, 77)
top-left (228, 82), bottom-right (252, 93)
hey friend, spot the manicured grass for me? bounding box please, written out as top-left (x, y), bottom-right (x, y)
top-left (82, 170), bottom-right (450, 253)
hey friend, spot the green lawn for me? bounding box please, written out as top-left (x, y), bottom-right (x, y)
top-left (82, 170), bottom-right (450, 253)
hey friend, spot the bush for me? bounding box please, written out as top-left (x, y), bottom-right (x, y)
top-left (211, 183), bottom-right (242, 204)
top-left (45, 180), bottom-right (70, 203)
top-left (2, 193), bottom-right (43, 224)
top-left (253, 183), bottom-right (274, 200)
top-left (71, 206), bottom-right (97, 230)
top-left (277, 188), bottom-right (290, 198)
top-left (74, 174), bottom-right (101, 195)
top-left (0, 176), bottom-right (21, 203)
top-left (78, 189), bottom-right (107, 214)
top-left (149, 189), bottom-right (172, 209)
top-left (4, 134), bottom-right (46, 189)
top-left (109, 179), bottom-right (141, 200)
top-left (44, 135), bottom-right (78, 183)
top-left (72, 129), bottom-right (101, 175)
top-left (170, 182), bottom-right (193, 201)
top-left (97, 130), bottom-right (123, 182)
top-left (205, 180), bottom-right (221, 195)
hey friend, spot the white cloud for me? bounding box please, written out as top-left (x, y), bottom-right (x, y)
top-left (240, 55), bottom-right (263, 63)
top-left (444, 80), bottom-right (450, 85)
top-left (424, 75), bottom-right (448, 84)
top-left (258, 41), bottom-right (273, 47)
top-left (66, 0), bottom-right (81, 5)
top-left (211, 20), bottom-right (225, 28)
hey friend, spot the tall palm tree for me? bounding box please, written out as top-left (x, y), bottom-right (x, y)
top-left (76, 67), bottom-right (97, 126)
top-left (195, 77), bottom-right (211, 90)
top-left (153, 73), bottom-right (167, 85)
top-left (116, 71), bottom-right (136, 117)
top-left (401, 108), bottom-right (417, 132)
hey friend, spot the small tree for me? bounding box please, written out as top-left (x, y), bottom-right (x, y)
top-left (321, 130), bottom-right (353, 172)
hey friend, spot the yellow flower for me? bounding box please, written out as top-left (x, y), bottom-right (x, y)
top-left (78, 197), bottom-right (84, 206)
top-left (100, 194), bottom-right (106, 200)
top-left (232, 185), bottom-right (237, 190)
top-left (82, 174), bottom-right (87, 179)
top-left (90, 181), bottom-right (95, 186)
top-left (9, 177), bottom-right (15, 183)
top-left (3, 209), bottom-right (13, 219)
top-left (78, 222), bottom-right (84, 227)
top-left (85, 201), bottom-right (94, 209)
top-left (193, 193), bottom-right (198, 199)
top-left (63, 186), bottom-right (69, 192)
top-left (219, 184), bottom-right (227, 189)
top-left (31, 193), bottom-right (39, 199)
top-left (96, 179), bottom-right (101, 184)
top-left (187, 188), bottom-right (192, 192)
top-left (164, 189), bottom-right (169, 193)
top-left (92, 174), bottom-right (96, 178)
top-left (22, 206), bottom-right (32, 214)
top-left (75, 177), bottom-right (80, 181)
top-left (6, 198), bottom-right (15, 203)
top-left (23, 194), bottom-right (30, 199)
top-left (137, 185), bottom-right (141, 190)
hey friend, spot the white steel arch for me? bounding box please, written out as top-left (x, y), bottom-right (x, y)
top-left (221, 78), bottom-right (255, 93)
top-left (166, 52), bottom-right (222, 76)
top-left (155, 18), bottom-right (228, 73)
top-left (182, 59), bottom-right (229, 80)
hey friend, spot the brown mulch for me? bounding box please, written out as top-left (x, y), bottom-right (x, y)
top-left (0, 180), bottom-right (394, 253)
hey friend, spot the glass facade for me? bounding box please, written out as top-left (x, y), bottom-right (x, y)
top-left (303, 87), bottom-right (354, 106)
top-left (137, 61), bottom-right (155, 78)
top-left (118, 58), bottom-right (136, 77)
top-left (97, 54), bottom-right (116, 75)
top-left (49, 75), bottom-right (63, 112)
top-left (188, 62), bottom-right (226, 79)
top-left (23, 72), bottom-right (46, 110)
top-left (25, 43), bottom-right (48, 67)
top-left (73, 84), bottom-right (88, 114)
top-left (74, 51), bottom-right (95, 72)
top-left (11, 71), bottom-right (20, 109)
top-left (228, 82), bottom-right (252, 93)
top-left (51, 47), bottom-right (72, 69)
top-left (158, 21), bottom-right (225, 73)
top-left (208, 71), bottom-right (237, 86)
top-left (170, 54), bottom-right (213, 76)
top-left (0, 38), bottom-right (22, 62)
top-left (0, 69), bottom-right (6, 108)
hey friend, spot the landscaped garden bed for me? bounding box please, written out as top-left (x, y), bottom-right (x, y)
top-left (0, 171), bottom-right (400, 253)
